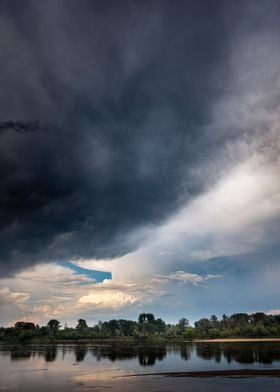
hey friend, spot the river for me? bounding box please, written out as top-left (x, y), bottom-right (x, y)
top-left (1, 341), bottom-right (280, 391)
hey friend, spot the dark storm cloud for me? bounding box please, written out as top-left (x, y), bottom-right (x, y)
top-left (0, 121), bottom-right (46, 134)
top-left (0, 0), bottom-right (270, 275)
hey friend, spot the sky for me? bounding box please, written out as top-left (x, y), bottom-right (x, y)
top-left (0, 0), bottom-right (280, 327)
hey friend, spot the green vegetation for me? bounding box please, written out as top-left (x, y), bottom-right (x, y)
top-left (1, 312), bottom-right (280, 343)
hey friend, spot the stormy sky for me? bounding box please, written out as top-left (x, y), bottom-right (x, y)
top-left (0, 0), bottom-right (280, 326)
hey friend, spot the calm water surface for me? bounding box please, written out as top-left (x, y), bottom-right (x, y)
top-left (1, 341), bottom-right (280, 391)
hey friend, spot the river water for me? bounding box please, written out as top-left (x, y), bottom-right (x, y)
top-left (1, 341), bottom-right (280, 391)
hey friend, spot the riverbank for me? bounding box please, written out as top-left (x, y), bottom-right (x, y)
top-left (121, 369), bottom-right (280, 378)
top-left (1, 336), bottom-right (280, 344)
top-left (192, 338), bottom-right (280, 342)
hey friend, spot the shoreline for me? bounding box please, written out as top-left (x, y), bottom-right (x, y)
top-left (192, 338), bottom-right (280, 342)
top-left (1, 337), bottom-right (280, 345)
top-left (120, 369), bottom-right (280, 378)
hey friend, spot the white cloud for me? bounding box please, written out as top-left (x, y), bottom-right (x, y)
top-left (78, 291), bottom-right (137, 309)
top-left (156, 271), bottom-right (221, 286)
top-left (0, 286), bottom-right (30, 306)
top-left (0, 263), bottom-right (219, 325)
top-left (266, 309), bottom-right (280, 316)
top-left (16, 263), bottom-right (95, 285)
top-left (157, 143), bottom-right (280, 259)
top-left (0, 287), bottom-right (30, 324)
top-left (76, 134), bottom-right (280, 280)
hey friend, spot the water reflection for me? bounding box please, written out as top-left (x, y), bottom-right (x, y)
top-left (9, 345), bottom-right (58, 362)
top-left (196, 343), bottom-right (280, 365)
top-left (196, 344), bottom-right (222, 363)
top-left (180, 345), bottom-right (192, 361)
top-left (44, 345), bottom-right (57, 362)
top-left (3, 342), bottom-right (280, 367)
top-left (138, 346), bottom-right (166, 366)
top-left (10, 346), bottom-right (33, 361)
top-left (74, 345), bottom-right (88, 362)
top-left (89, 343), bottom-right (167, 366)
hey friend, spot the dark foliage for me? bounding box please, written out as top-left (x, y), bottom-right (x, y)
top-left (1, 312), bottom-right (280, 342)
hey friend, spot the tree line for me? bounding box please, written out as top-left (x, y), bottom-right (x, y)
top-left (1, 312), bottom-right (280, 342)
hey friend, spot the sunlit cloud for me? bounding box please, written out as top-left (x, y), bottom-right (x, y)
top-left (78, 291), bottom-right (138, 309)
top-left (15, 263), bottom-right (96, 285)
top-left (0, 286), bottom-right (30, 307)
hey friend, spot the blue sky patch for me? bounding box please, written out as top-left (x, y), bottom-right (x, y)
top-left (57, 260), bottom-right (111, 284)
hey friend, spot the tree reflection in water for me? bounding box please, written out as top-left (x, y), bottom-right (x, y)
top-left (44, 345), bottom-right (57, 362)
top-left (74, 345), bottom-right (88, 362)
top-left (4, 342), bottom-right (280, 366)
top-left (138, 346), bottom-right (166, 366)
top-left (89, 343), bottom-right (167, 366)
top-left (195, 343), bottom-right (280, 365)
top-left (10, 346), bottom-right (32, 361)
top-left (180, 344), bottom-right (192, 361)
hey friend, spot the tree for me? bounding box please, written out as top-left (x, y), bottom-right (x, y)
top-left (154, 318), bottom-right (166, 334)
top-left (47, 319), bottom-right (61, 336)
top-left (76, 319), bottom-right (88, 337)
top-left (15, 322), bottom-right (35, 330)
top-left (138, 314), bottom-right (148, 324)
top-left (138, 314), bottom-right (149, 337)
top-left (118, 319), bottom-right (138, 336)
top-left (221, 314), bottom-right (228, 327)
top-left (250, 312), bottom-right (266, 324)
top-left (178, 318), bottom-right (189, 329)
top-left (194, 318), bottom-right (211, 336)
top-left (76, 319), bottom-right (88, 330)
top-left (47, 319), bottom-right (61, 329)
top-left (210, 315), bottom-right (218, 323)
top-left (146, 314), bottom-right (155, 323)
top-left (108, 319), bottom-right (119, 336)
top-left (210, 315), bottom-right (219, 328)
top-left (229, 313), bottom-right (249, 326)
top-left (183, 326), bottom-right (196, 340)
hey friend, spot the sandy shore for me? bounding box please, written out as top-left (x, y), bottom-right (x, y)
top-left (192, 338), bottom-right (280, 342)
top-left (121, 369), bottom-right (280, 378)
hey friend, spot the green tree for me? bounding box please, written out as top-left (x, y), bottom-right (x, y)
top-left (194, 318), bottom-right (211, 337)
top-left (146, 314), bottom-right (155, 323)
top-left (221, 314), bottom-right (228, 327)
top-left (154, 318), bottom-right (166, 334)
top-left (47, 319), bottom-right (61, 337)
top-left (178, 318), bottom-right (189, 329)
top-left (15, 322), bottom-right (35, 330)
top-left (76, 319), bottom-right (88, 337)
top-left (210, 315), bottom-right (218, 323)
top-left (183, 326), bottom-right (196, 340)
top-left (138, 314), bottom-right (147, 324)
top-left (138, 314), bottom-right (148, 337)
top-left (76, 319), bottom-right (88, 330)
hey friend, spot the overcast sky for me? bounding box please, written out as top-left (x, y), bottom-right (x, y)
top-left (0, 0), bottom-right (280, 326)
